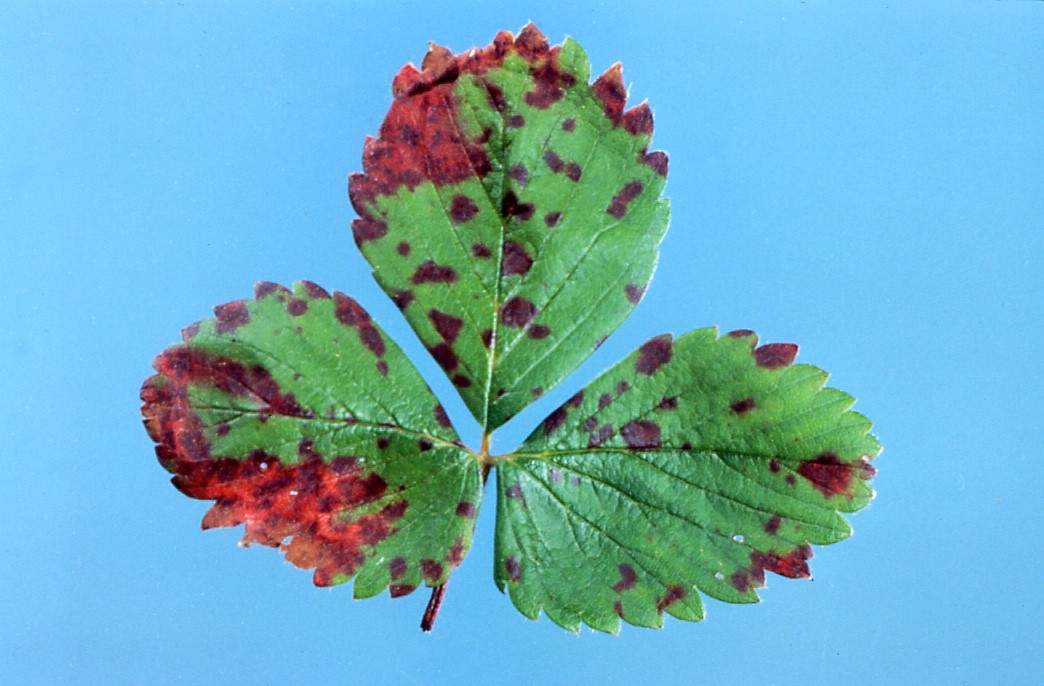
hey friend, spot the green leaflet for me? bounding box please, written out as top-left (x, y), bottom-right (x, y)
top-left (141, 25), bottom-right (879, 634)
top-left (141, 281), bottom-right (481, 597)
top-left (495, 329), bottom-right (879, 632)
top-left (349, 27), bottom-right (669, 429)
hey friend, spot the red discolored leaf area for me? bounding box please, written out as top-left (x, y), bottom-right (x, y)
top-left (347, 24), bottom-right (582, 236)
top-left (142, 347), bottom-right (408, 586)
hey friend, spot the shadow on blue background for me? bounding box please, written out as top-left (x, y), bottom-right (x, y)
top-left (2, 2), bottom-right (1041, 684)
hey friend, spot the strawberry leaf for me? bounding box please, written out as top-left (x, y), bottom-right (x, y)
top-left (494, 328), bottom-right (879, 633)
top-left (349, 23), bottom-right (669, 429)
top-left (141, 281), bottom-right (481, 598)
top-left (142, 25), bottom-right (879, 633)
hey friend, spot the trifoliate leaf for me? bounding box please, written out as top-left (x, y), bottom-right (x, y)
top-left (141, 281), bottom-right (481, 598)
top-left (494, 328), bottom-right (879, 633)
top-left (141, 25), bottom-right (879, 633)
top-left (349, 23), bottom-right (669, 429)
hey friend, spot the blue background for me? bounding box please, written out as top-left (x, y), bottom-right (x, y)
top-left (2, 2), bottom-right (1041, 684)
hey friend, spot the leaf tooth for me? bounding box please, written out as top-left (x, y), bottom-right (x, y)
top-left (421, 42), bottom-right (455, 73)
top-left (621, 100), bottom-right (654, 137)
top-left (391, 63), bottom-right (423, 98)
top-left (593, 62), bottom-right (627, 124)
top-left (515, 22), bottom-right (549, 55)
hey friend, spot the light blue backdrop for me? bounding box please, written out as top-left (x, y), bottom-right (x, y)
top-left (2, 2), bottom-right (1041, 684)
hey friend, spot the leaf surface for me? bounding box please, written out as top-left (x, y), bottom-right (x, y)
top-left (349, 24), bottom-right (670, 429)
top-left (494, 328), bottom-right (879, 632)
top-left (141, 281), bottom-right (481, 597)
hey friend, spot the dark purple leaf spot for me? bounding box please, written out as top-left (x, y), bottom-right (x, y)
top-left (396, 241), bottom-right (411, 256)
top-left (598, 393), bottom-right (613, 410)
top-left (214, 300), bottom-right (250, 335)
top-left (505, 556), bottom-right (521, 582)
top-left (613, 600), bottom-right (624, 617)
top-left (485, 82), bottom-right (506, 111)
top-left (255, 281), bottom-right (287, 300)
top-left (798, 452), bottom-right (865, 497)
top-left (621, 420), bottom-right (661, 449)
top-left (447, 536), bottom-right (465, 566)
top-left (588, 423), bottom-right (614, 448)
top-left (430, 344), bottom-right (459, 371)
top-left (302, 281), bottom-right (331, 299)
top-left (640, 150), bottom-right (668, 177)
top-left (765, 516), bottom-right (782, 536)
top-left (351, 216), bottom-right (388, 245)
top-left (681, 442), bottom-right (693, 451)
top-left (471, 243), bottom-right (492, 258)
top-left (562, 118), bottom-right (576, 132)
top-left (215, 422), bottom-right (231, 436)
top-left (543, 150), bottom-right (564, 173)
top-left (389, 583), bottom-right (416, 598)
top-left (418, 439), bottom-right (433, 452)
top-left (786, 474), bottom-right (797, 486)
top-left (615, 380), bottom-right (630, 395)
top-left (593, 64), bottom-right (626, 123)
top-left (480, 328), bottom-right (493, 349)
top-left (502, 190), bottom-right (535, 221)
top-left (287, 298), bottom-right (308, 316)
top-left (543, 407), bottom-right (567, 436)
top-left (622, 102), bottom-right (654, 136)
top-left (391, 289), bottom-right (415, 310)
top-left (606, 180), bottom-right (643, 218)
top-left (612, 563), bottom-right (637, 592)
top-left (509, 163), bottom-right (529, 187)
top-left (411, 260), bottom-right (458, 284)
top-left (376, 436), bottom-right (390, 450)
top-left (375, 360), bottom-right (388, 376)
top-left (582, 416), bottom-right (598, 432)
top-left (730, 397), bottom-right (756, 414)
top-left (624, 284), bottom-right (645, 304)
top-left (389, 557), bottom-right (407, 580)
top-left (434, 404), bottom-right (452, 428)
top-left (754, 343), bottom-right (798, 369)
top-left (429, 309), bottom-right (463, 343)
top-left (500, 297), bottom-right (537, 328)
top-left (567, 390), bottom-right (584, 408)
top-left (565, 162), bottom-right (582, 182)
top-left (502, 241), bottom-right (533, 276)
top-left (531, 387), bottom-right (543, 398)
top-left (506, 114), bottom-right (525, 128)
top-left (657, 396), bottom-right (678, 410)
top-left (657, 585), bottom-right (688, 612)
top-left (452, 374), bottom-right (471, 388)
top-left (421, 559), bottom-right (444, 581)
top-left (636, 335), bottom-right (672, 375)
top-left (456, 501), bottom-right (477, 518)
top-left (769, 459), bottom-right (781, 473)
top-left (733, 547), bottom-right (813, 592)
top-left (528, 324), bottom-right (551, 340)
top-left (506, 481), bottom-right (527, 507)
top-left (450, 195), bottom-right (479, 224)
top-left (523, 46), bottom-right (577, 108)
top-left (544, 211), bottom-right (562, 228)
top-left (728, 329), bottom-right (756, 339)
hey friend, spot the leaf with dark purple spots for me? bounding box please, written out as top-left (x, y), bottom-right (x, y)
top-left (144, 25), bottom-right (878, 637)
top-left (346, 25), bottom-right (669, 431)
top-left (141, 281), bottom-right (481, 615)
top-left (497, 328), bottom-right (878, 633)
